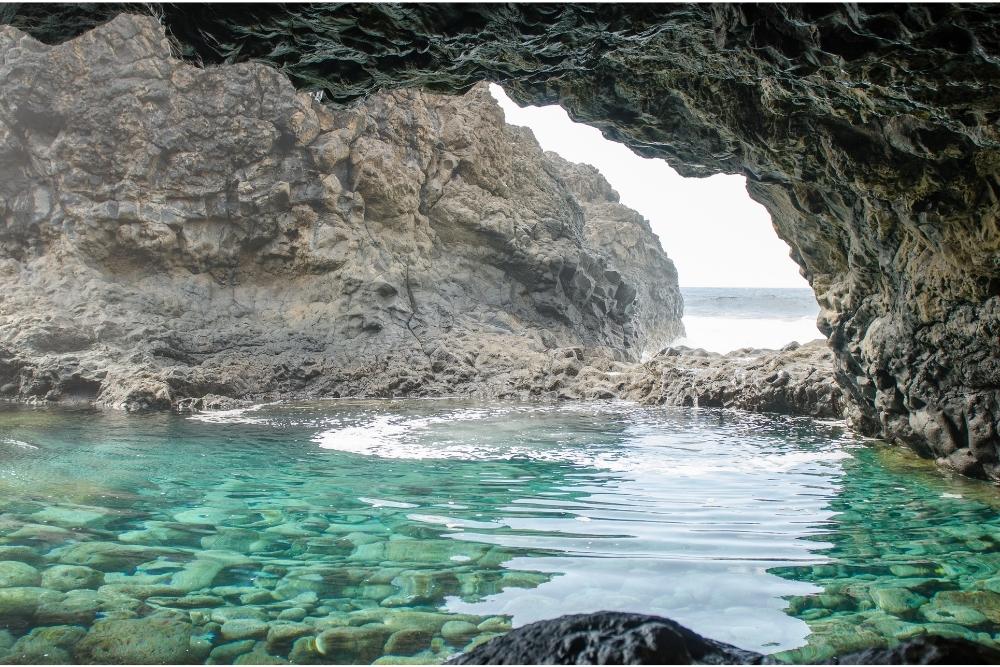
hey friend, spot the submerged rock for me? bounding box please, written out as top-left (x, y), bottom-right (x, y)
top-left (40, 564), bottom-right (104, 592)
top-left (73, 616), bottom-right (197, 664)
top-left (0, 561), bottom-right (40, 588)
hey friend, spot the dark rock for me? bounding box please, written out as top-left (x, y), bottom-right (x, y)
top-left (446, 612), bottom-right (764, 665)
top-left (446, 612), bottom-right (1000, 665)
top-left (833, 636), bottom-right (1000, 665)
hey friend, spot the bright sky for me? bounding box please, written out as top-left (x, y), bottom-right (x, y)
top-left (489, 84), bottom-right (808, 289)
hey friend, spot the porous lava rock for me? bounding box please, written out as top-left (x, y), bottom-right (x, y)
top-left (4, 5), bottom-right (997, 478)
top-left (0, 15), bottom-right (682, 411)
top-left (446, 611), bottom-right (765, 665)
top-left (447, 611), bottom-right (1000, 664)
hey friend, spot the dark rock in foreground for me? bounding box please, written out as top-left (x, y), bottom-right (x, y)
top-left (447, 612), bottom-right (764, 665)
top-left (447, 612), bottom-right (1000, 665)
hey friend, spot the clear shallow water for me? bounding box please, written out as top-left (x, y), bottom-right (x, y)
top-left (677, 287), bottom-right (823, 353)
top-left (0, 401), bottom-right (998, 664)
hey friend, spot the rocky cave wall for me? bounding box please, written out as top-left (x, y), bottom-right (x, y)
top-left (3, 4), bottom-right (1000, 479)
top-left (0, 15), bottom-right (683, 410)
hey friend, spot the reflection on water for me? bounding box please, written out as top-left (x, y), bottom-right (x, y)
top-left (0, 400), bottom-right (994, 664)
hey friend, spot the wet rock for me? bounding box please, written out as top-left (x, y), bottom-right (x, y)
top-left (277, 607), bottom-right (307, 622)
top-left (41, 564), bottom-right (104, 591)
top-left (266, 623), bottom-right (312, 652)
top-left (221, 619), bottom-right (269, 642)
top-left (6, 625), bottom-right (86, 664)
top-left (74, 616), bottom-right (197, 664)
top-left (53, 541), bottom-right (175, 572)
top-left (315, 625), bottom-right (394, 664)
top-left (871, 587), bottom-right (927, 615)
top-left (476, 617), bottom-right (512, 634)
top-left (0, 587), bottom-right (60, 621)
top-left (447, 612), bottom-right (762, 664)
top-left (0, 561), bottom-right (40, 588)
top-left (383, 628), bottom-right (434, 656)
top-left (208, 640), bottom-right (256, 665)
top-left (35, 589), bottom-right (100, 625)
top-left (833, 636), bottom-right (1000, 664)
top-left (441, 621), bottom-right (479, 643)
top-left (232, 643), bottom-right (288, 665)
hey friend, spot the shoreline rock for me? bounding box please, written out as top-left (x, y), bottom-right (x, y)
top-left (446, 611), bottom-right (1000, 665)
top-left (0, 15), bottom-right (685, 416)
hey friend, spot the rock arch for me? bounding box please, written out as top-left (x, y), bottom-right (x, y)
top-left (5, 3), bottom-right (1000, 479)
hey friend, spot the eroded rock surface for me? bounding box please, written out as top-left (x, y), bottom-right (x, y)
top-left (447, 611), bottom-right (1000, 665)
top-left (0, 16), bottom-right (685, 411)
top-left (6, 4), bottom-right (995, 476)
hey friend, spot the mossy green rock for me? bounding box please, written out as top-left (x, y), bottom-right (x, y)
top-left (74, 617), bottom-right (196, 664)
top-left (0, 587), bottom-right (58, 620)
top-left (920, 604), bottom-right (989, 626)
top-left (872, 587), bottom-right (927, 615)
top-left (383, 628), bottom-right (434, 656)
top-left (316, 625), bottom-right (393, 664)
top-left (441, 620), bottom-right (478, 642)
top-left (41, 564), bottom-right (104, 591)
top-left (0, 561), bottom-right (40, 588)
top-left (933, 590), bottom-right (1000, 623)
top-left (7, 625), bottom-right (87, 664)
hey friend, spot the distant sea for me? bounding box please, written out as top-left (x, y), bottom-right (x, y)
top-left (673, 287), bottom-right (822, 353)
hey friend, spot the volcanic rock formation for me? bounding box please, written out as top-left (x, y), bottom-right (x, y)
top-left (7, 3), bottom-right (993, 478)
top-left (447, 611), bottom-right (1000, 665)
top-left (0, 15), bottom-right (685, 410)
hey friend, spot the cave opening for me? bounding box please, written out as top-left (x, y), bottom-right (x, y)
top-left (488, 84), bottom-right (823, 354)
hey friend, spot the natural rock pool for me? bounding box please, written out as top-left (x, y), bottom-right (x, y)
top-left (0, 401), bottom-right (998, 664)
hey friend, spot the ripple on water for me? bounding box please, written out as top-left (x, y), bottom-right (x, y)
top-left (0, 400), bottom-right (996, 664)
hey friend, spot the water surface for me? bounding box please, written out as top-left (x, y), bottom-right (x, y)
top-left (678, 287), bottom-right (822, 352)
top-left (0, 401), bottom-right (998, 664)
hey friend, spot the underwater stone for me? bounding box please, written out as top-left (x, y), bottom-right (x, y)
top-left (53, 541), bottom-right (177, 572)
top-left (921, 604), bottom-right (989, 626)
top-left (287, 637), bottom-right (321, 664)
top-left (265, 623), bottom-right (312, 652)
top-left (872, 587), bottom-right (928, 615)
top-left (232, 643), bottom-right (288, 665)
top-left (147, 594), bottom-right (226, 609)
top-left (211, 607), bottom-right (269, 625)
top-left (171, 551), bottom-right (254, 592)
top-left (41, 564), bottom-right (104, 591)
top-left (476, 618), bottom-right (511, 634)
top-left (277, 607), bottom-right (307, 622)
top-left (383, 628), bottom-right (434, 656)
top-left (208, 639), bottom-right (256, 665)
top-left (221, 619), bottom-right (269, 641)
top-left (0, 587), bottom-right (59, 620)
top-left (315, 625), bottom-right (394, 664)
top-left (932, 590), bottom-right (1000, 623)
top-left (6, 625), bottom-right (87, 664)
top-left (0, 561), bottom-right (40, 588)
top-left (31, 505), bottom-right (106, 528)
top-left (0, 547), bottom-right (42, 566)
top-left (35, 589), bottom-right (100, 625)
top-left (441, 621), bottom-right (479, 642)
top-left (74, 616), bottom-right (197, 664)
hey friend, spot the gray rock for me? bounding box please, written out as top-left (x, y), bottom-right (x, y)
top-left (0, 15), bottom-right (683, 416)
top-left (41, 564), bottom-right (104, 592)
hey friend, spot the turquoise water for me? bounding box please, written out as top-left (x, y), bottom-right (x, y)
top-left (0, 401), bottom-right (997, 664)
